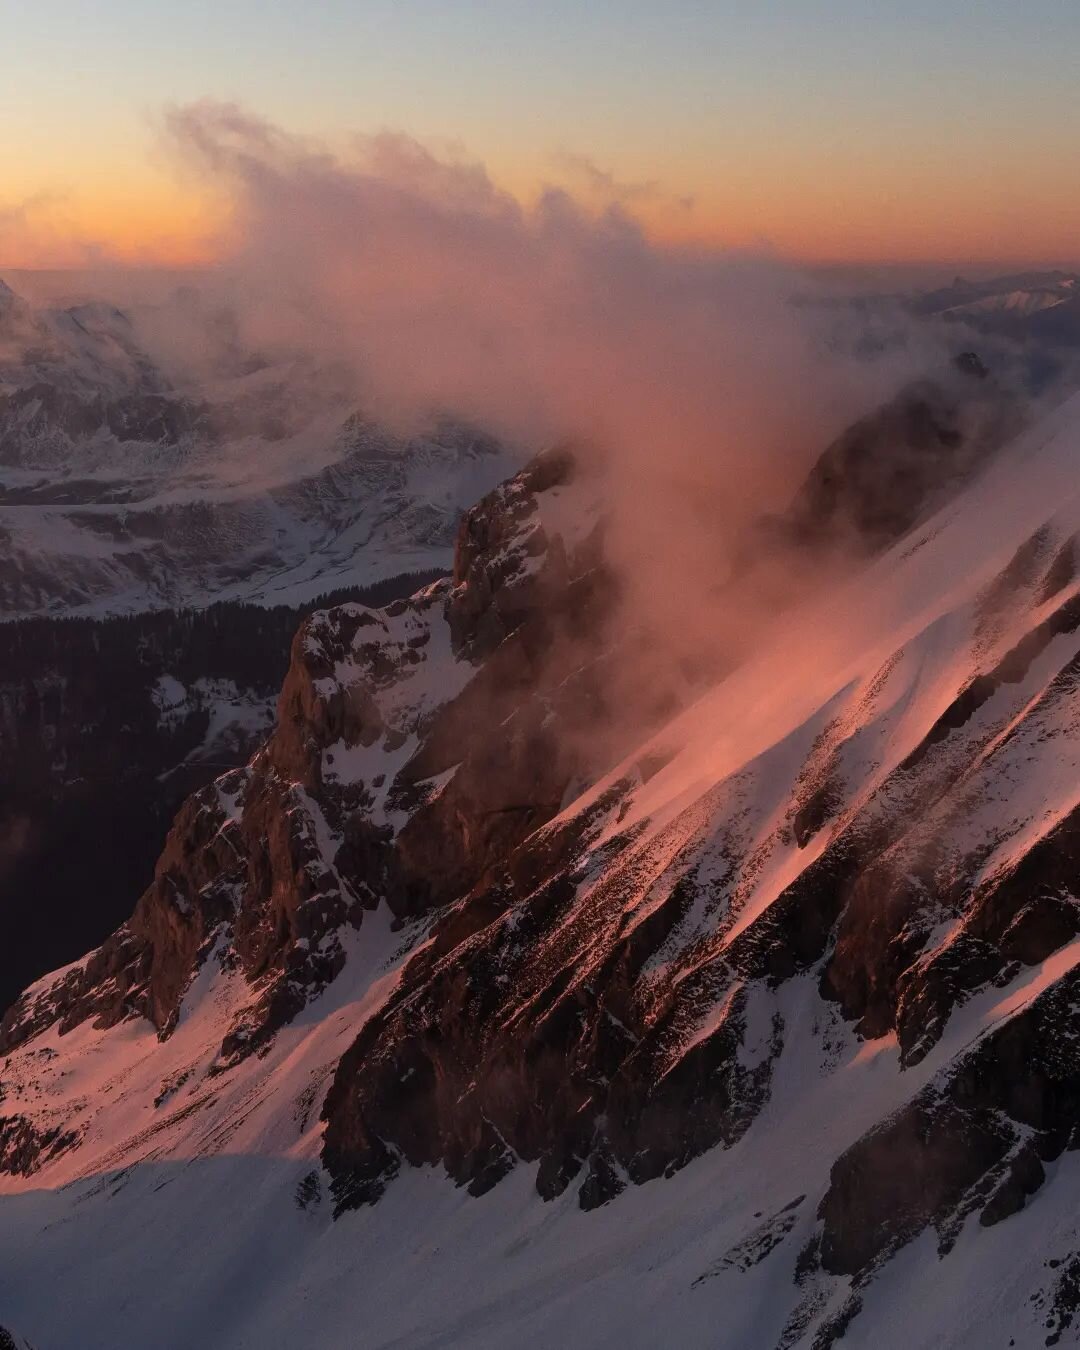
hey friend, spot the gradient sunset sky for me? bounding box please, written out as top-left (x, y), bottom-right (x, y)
top-left (4, 0), bottom-right (1080, 267)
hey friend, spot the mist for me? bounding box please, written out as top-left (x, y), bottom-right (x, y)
top-left (3, 100), bottom-right (973, 773)
top-left (160, 101), bottom-right (907, 458)
top-left (148, 103), bottom-right (954, 682)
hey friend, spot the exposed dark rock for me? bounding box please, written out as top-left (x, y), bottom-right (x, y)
top-left (776, 360), bottom-right (1017, 552)
top-left (0, 572), bottom-right (444, 1018)
top-left (979, 1141), bottom-right (1045, 1227)
top-left (0, 1112), bottom-right (79, 1177)
top-left (820, 967), bottom-right (1080, 1277)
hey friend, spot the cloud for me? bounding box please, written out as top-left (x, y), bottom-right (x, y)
top-left (161, 101), bottom-right (894, 457)
top-left (546, 151), bottom-right (696, 218)
top-left (0, 193), bottom-right (113, 269)
top-left (156, 102), bottom-right (942, 752)
top-left (548, 151), bottom-right (660, 205)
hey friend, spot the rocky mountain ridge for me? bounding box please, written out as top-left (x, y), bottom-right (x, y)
top-left (0, 570), bottom-right (442, 1014)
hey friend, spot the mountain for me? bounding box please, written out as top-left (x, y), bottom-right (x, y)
top-left (6, 359), bottom-right (1080, 1346)
top-left (0, 570), bottom-right (442, 1016)
top-left (0, 275), bottom-right (517, 1018)
top-left (0, 277), bottom-right (516, 618)
top-left (911, 270), bottom-right (1080, 363)
top-left (913, 270), bottom-right (1079, 320)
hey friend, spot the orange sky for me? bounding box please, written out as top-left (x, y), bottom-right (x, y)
top-left (4, 2), bottom-right (1080, 271)
top-left (7, 136), bottom-right (1080, 273)
top-left (8, 160), bottom-right (1080, 275)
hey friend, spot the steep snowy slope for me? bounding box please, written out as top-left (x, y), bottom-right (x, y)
top-left (7, 394), bottom-right (1080, 1347)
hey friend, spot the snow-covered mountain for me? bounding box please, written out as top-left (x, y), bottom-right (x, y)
top-left (0, 277), bottom-right (516, 618)
top-left (911, 270), bottom-right (1080, 361)
top-left (916, 270), bottom-right (1079, 321)
top-left (6, 366), bottom-right (1080, 1346)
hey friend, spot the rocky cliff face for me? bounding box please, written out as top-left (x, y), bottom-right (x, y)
top-left (0, 577), bottom-right (444, 1014)
top-left (0, 445), bottom-right (612, 1059)
top-left (7, 378), bottom-right (1080, 1349)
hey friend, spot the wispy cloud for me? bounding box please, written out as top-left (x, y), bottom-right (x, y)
top-left (155, 106), bottom-right (940, 711)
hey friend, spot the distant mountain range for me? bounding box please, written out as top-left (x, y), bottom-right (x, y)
top-left (911, 268), bottom-right (1080, 342)
top-left (0, 276), bottom-right (516, 619)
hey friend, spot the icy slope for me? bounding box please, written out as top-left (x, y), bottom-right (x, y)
top-left (7, 404), bottom-right (1080, 1346)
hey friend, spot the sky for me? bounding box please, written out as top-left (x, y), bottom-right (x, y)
top-left (3, 0), bottom-right (1080, 267)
